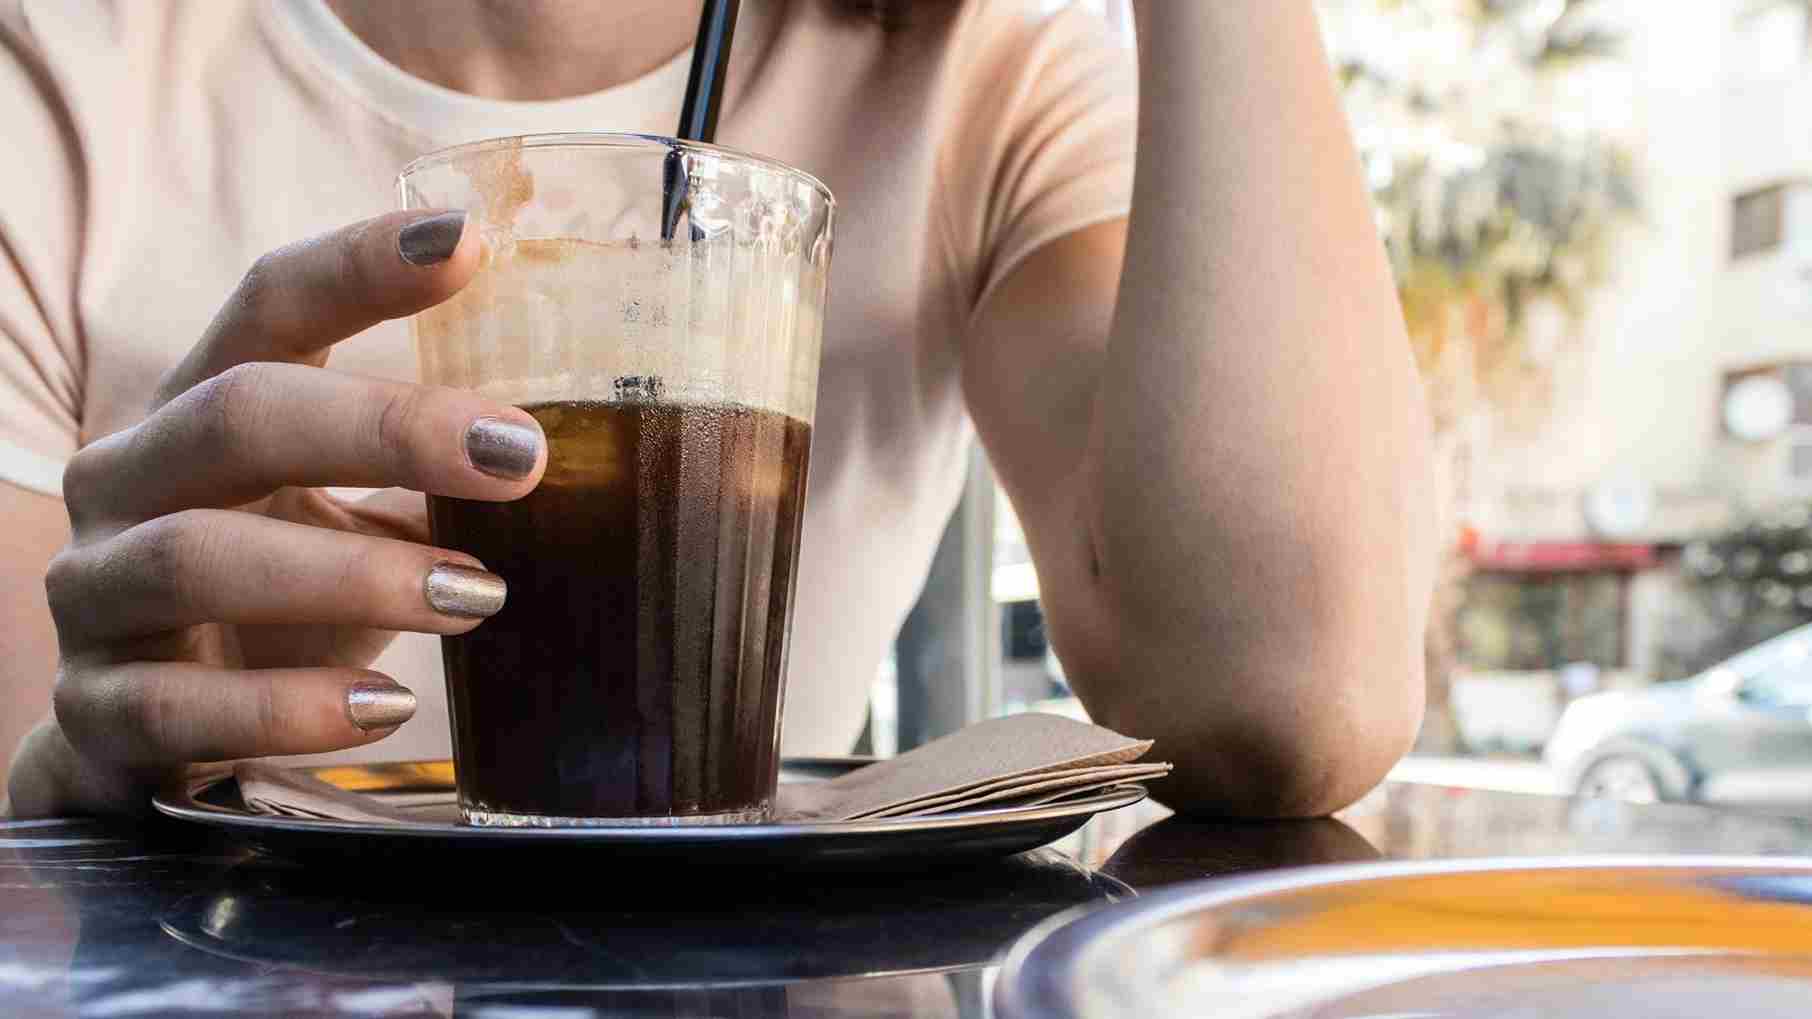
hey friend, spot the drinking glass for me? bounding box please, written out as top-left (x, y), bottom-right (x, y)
top-left (399, 134), bottom-right (834, 826)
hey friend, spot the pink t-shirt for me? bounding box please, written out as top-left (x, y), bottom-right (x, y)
top-left (0, 0), bottom-right (1136, 759)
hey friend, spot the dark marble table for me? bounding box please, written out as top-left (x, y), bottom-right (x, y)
top-left (7, 782), bottom-right (1812, 1017)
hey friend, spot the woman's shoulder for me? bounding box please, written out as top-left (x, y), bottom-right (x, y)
top-left (4, 0), bottom-right (266, 119)
top-left (5, 0), bottom-right (180, 58)
top-left (4, 0), bottom-right (267, 89)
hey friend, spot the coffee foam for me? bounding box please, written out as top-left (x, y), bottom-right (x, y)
top-left (414, 236), bottom-right (824, 423)
top-left (465, 137), bottom-right (536, 233)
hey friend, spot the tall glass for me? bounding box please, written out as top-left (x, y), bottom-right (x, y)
top-left (399, 135), bottom-right (834, 826)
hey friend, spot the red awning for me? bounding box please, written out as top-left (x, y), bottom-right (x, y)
top-left (1464, 538), bottom-right (1660, 573)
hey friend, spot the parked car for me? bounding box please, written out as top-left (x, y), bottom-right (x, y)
top-left (1546, 624), bottom-right (1812, 809)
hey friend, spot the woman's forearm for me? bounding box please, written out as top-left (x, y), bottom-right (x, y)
top-left (1085, 1), bottom-right (1435, 815)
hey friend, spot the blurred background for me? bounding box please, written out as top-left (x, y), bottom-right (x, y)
top-left (876, 0), bottom-right (1812, 814)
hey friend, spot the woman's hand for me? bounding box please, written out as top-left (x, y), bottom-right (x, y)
top-left (6, 210), bottom-right (547, 818)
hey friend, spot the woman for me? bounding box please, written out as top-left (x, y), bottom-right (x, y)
top-left (0, 0), bottom-right (1434, 818)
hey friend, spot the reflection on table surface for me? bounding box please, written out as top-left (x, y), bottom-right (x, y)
top-left (7, 781), bottom-right (1812, 1017)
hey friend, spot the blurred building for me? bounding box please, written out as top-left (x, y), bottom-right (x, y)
top-left (1454, 1), bottom-right (1812, 741)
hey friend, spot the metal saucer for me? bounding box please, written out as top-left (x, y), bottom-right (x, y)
top-left (152, 757), bottom-right (1147, 868)
top-left (995, 855), bottom-right (1812, 1018)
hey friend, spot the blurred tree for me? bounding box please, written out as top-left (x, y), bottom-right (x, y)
top-left (1319, 0), bottom-right (1639, 748)
top-left (1750, 0), bottom-right (1812, 53)
top-left (1673, 505), bottom-right (1812, 674)
top-left (1324, 0), bottom-right (1638, 422)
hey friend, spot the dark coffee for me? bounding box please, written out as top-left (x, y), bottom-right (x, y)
top-left (429, 399), bottom-right (812, 823)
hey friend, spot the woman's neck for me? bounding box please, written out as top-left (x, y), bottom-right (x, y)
top-left (322, 0), bottom-right (701, 101)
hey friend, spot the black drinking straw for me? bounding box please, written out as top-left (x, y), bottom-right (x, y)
top-left (662, 0), bottom-right (742, 241)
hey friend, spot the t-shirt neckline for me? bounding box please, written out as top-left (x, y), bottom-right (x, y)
top-left (265, 0), bottom-right (694, 144)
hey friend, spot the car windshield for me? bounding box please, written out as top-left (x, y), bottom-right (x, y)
top-left (1721, 627), bottom-right (1812, 681)
top-left (1734, 633), bottom-right (1812, 710)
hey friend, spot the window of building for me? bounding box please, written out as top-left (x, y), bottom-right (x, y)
top-left (1732, 183), bottom-right (1788, 260)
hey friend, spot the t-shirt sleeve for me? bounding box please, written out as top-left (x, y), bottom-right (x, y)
top-left (938, 1), bottom-right (1138, 318)
top-left (0, 0), bottom-right (87, 497)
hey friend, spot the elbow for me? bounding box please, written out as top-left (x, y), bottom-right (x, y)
top-left (1087, 556), bottom-right (1429, 819)
top-left (1148, 663), bottom-right (1424, 818)
top-left (1083, 399), bottom-right (1436, 818)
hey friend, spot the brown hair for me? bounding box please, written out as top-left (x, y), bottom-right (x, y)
top-left (831, 0), bottom-right (952, 30)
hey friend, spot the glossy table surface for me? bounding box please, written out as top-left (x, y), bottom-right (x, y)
top-left (8, 782), bottom-right (1812, 1017)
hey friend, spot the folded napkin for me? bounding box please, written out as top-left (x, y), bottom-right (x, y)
top-left (238, 762), bottom-right (432, 825)
top-left (236, 712), bottom-right (1170, 826)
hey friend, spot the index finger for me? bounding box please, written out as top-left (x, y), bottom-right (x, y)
top-left (152, 209), bottom-right (480, 410)
top-left (64, 364), bottom-right (545, 530)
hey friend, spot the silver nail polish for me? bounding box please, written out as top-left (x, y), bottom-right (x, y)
top-left (425, 562), bottom-right (507, 618)
top-left (398, 211), bottom-right (466, 266)
top-left (347, 682), bottom-right (417, 731)
top-left (465, 417), bottom-right (541, 480)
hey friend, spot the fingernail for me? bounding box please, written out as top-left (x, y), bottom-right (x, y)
top-left (398, 211), bottom-right (466, 266)
top-left (347, 682), bottom-right (417, 731)
top-left (425, 562), bottom-right (507, 618)
top-left (465, 417), bottom-right (541, 480)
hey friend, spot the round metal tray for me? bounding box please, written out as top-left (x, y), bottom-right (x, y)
top-left (995, 856), bottom-right (1812, 1018)
top-left (152, 757), bottom-right (1147, 869)
top-left (157, 848), bottom-right (1132, 991)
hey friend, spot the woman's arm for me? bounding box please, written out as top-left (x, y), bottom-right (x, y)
top-left (0, 485), bottom-right (66, 800)
top-left (963, 1), bottom-right (1434, 817)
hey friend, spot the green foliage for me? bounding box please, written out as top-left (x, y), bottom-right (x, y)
top-left (1322, 0), bottom-right (1639, 418)
top-left (1677, 506), bottom-right (1812, 671)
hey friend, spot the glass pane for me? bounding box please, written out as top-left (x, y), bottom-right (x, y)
top-left (1320, 0), bottom-right (1812, 807)
top-left (993, 485), bottom-right (1076, 718)
top-left (1738, 632), bottom-right (1812, 710)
